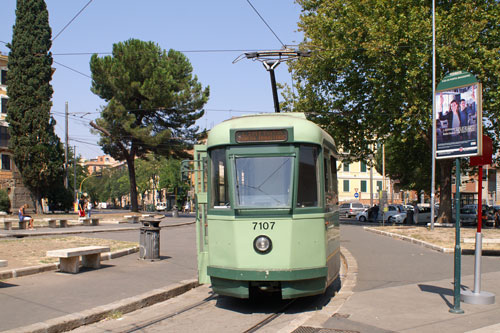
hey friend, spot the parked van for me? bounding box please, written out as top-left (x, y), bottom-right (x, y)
top-left (339, 202), bottom-right (365, 218)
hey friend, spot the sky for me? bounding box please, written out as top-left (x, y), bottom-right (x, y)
top-left (0, 0), bottom-right (304, 159)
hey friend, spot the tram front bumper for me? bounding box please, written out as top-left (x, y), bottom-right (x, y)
top-left (207, 266), bottom-right (328, 299)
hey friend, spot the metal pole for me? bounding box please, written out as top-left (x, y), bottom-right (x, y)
top-left (430, 0), bottom-right (437, 230)
top-left (74, 145), bottom-right (77, 203)
top-left (450, 158), bottom-right (464, 314)
top-left (268, 68), bottom-right (280, 113)
top-left (461, 166), bottom-right (495, 304)
top-left (65, 102), bottom-right (69, 189)
top-left (263, 60), bottom-right (280, 113)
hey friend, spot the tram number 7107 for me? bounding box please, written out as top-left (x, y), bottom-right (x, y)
top-left (252, 221), bottom-right (275, 230)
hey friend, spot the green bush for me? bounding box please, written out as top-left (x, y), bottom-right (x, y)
top-left (0, 190), bottom-right (11, 213)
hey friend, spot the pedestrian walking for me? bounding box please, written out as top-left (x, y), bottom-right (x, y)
top-left (87, 201), bottom-right (92, 218)
top-left (495, 210), bottom-right (500, 229)
top-left (413, 203), bottom-right (419, 224)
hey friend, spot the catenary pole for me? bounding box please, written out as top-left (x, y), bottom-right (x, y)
top-left (65, 102), bottom-right (69, 189)
top-left (430, 0), bottom-right (437, 230)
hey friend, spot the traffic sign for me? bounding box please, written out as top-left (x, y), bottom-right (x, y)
top-left (354, 192), bottom-right (359, 199)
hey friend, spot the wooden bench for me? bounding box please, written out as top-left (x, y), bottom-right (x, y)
top-left (46, 246), bottom-right (110, 273)
top-left (45, 218), bottom-right (57, 228)
top-left (124, 215), bottom-right (140, 223)
top-left (0, 260), bottom-right (7, 267)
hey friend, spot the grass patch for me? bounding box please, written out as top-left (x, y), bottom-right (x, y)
top-left (370, 225), bottom-right (500, 251)
top-left (0, 236), bottom-right (138, 269)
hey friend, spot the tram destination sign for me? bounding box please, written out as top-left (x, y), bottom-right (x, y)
top-left (235, 129), bottom-right (288, 143)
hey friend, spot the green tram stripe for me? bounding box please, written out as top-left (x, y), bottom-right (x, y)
top-left (207, 266), bottom-right (327, 281)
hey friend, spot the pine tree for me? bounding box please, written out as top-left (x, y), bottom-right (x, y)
top-left (90, 39), bottom-right (209, 212)
top-left (6, 0), bottom-right (66, 211)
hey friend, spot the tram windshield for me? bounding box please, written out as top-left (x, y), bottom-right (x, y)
top-left (234, 156), bottom-right (293, 208)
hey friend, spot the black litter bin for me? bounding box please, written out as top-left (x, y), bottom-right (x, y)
top-left (139, 218), bottom-right (161, 260)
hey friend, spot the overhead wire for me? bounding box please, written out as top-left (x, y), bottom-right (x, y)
top-left (245, 0), bottom-right (285, 48)
top-left (52, 0), bottom-right (94, 42)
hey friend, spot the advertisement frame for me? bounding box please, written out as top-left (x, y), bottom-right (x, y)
top-left (435, 72), bottom-right (482, 159)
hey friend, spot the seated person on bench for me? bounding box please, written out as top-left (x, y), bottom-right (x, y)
top-left (19, 204), bottom-right (34, 230)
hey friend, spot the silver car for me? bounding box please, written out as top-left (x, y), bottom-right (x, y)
top-left (339, 202), bottom-right (365, 218)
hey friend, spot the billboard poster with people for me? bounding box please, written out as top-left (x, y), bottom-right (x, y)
top-left (436, 71), bottom-right (482, 159)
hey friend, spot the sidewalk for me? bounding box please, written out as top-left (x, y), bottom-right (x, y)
top-left (2, 217), bottom-right (500, 333)
top-left (0, 215), bottom-right (198, 332)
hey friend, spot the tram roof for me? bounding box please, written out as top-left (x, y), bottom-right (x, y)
top-left (206, 112), bottom-right (335, 149)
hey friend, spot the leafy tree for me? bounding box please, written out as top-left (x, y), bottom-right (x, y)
top-left (288, 0), bottom-right (500, 222)
top-left (0, 190), bottom-right (11, 213)
top-left (90, 39), bottom-right (209, 212)
top-left (158, 158), bottom-right (189, 207)
top-left (6, 0), bottom-right (66, 211)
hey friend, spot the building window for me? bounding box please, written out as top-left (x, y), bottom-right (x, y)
top-left (360, 161), bottom-right (367, 172)
top-left (361, 180), bottom-right (367, 192)
top-left (377, 180), bottom-right (383, 191)
top-left (0, 70), bottom-right (7, 85)
top-left (343, 180), bottom-right (349, 192)
top-left (1, 97), bottom-right (7, 114)
top-left (343, 163), bottom-right (350, 172)
top-left (0, 126), bottom-right (9, 147)
top-left (1, 154), bottom-right (10, 171)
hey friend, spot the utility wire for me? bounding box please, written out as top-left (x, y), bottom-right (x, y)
top-left (245, 0), bottom-right (285, 48)
top-left (53, 60), bottom-right (92, 79)
top-left (52, 0), bottom-right (94, 42)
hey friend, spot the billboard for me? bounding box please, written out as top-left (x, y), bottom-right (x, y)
top-left (436, 72), bottom-right (482, 159)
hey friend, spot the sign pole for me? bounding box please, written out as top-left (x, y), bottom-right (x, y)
top-left (450, 158), bottom-right (464, 314)
top-left (462, 136), bottom-right (495, 304)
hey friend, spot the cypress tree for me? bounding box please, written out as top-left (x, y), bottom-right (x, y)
top-left (6, 0), bottom-right (65, 211)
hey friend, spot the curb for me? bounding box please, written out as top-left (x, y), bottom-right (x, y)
top-left (277, 246), bottom-right (358, 332)
top-left (0, 221), bottom-right (195, 239)
top-left (364, 226), bottom-right (500, 256)
top-left (0, 246), bottom-right (140, 280)
top-left (2, 279), bottom-right (199, 333)
top-left (304, 246), bottom-right (358, 327)
top-left (364, 227), bottom-right (454, 253)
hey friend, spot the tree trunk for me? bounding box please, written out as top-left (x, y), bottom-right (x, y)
top-left (437, 159), bottom-right (453, 223)
top-left (126, 157), bottom-right (139, 212)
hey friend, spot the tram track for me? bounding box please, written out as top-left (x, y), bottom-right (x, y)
top-left (122, 294), bottom-right (218, 333)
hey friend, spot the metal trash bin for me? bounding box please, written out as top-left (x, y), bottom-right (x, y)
top-left (139, 218), bottom-right (161, 260)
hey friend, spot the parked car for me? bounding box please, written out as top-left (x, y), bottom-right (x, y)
top-left (156, 202), bottom-right (167, 211)
top-left (339, 202), bottom-right (365, 218)
top-left (392, 204), bottom-right (439, 224)
top-left (459, 204), bottom-right (493, 226)
top-left (356, 209), bottom-right (369, 222)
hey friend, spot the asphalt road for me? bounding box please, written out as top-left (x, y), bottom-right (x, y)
top-left (339, 222), bottom-right (500, 292)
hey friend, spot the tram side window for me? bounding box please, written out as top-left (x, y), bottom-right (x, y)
top-left (210, 148), bottom-right (229, 208)
top-left (297, 145), bottom-right (319, 207)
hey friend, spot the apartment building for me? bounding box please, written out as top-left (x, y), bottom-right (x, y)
top-left (0, 52), bottom-right (32, 209)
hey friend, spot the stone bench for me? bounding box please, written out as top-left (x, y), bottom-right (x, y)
top-left (2, 218), bottom-right (17, 230)
top-left (58, 219), bottom-right (69, 228)
top-left (18, 220), bottom-right (27, 229)
top-left (79, 217), bottom-right (91, 226)
top-left (124, 215), bottom-right (140, 223)
top-left (90, 218), bottom-right (99, 226)
top-left (0, 259), bottom-right (7, 267)
top-left (45, 218), bottom-right (57, 228)
top-left (46, 246), bottom-right (110, 273)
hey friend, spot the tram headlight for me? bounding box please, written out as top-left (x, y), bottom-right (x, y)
top-left (254, 235), bottom-right (272, 254)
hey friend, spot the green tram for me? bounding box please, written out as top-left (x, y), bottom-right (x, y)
top-left (191, 113), bottom-right (340, 299)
